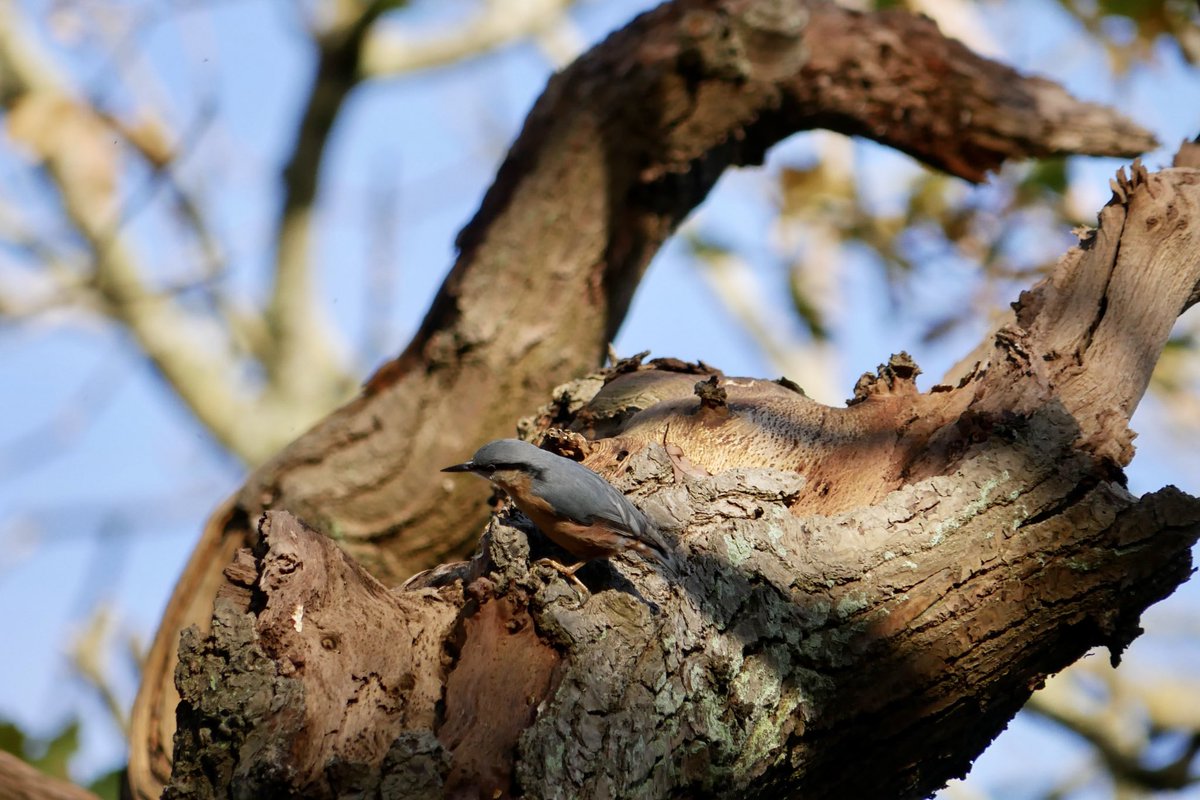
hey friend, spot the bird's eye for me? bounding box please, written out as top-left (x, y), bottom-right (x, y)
top-left (484, 464), bottom-right (496, 474)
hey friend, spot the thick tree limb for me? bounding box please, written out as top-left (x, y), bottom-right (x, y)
top-left (132, 0), bottom-right (1160, 795)
top-left (244, 0), bottom-right (1157, 607)
top-left (162, 159), bottom-right (1199, 798)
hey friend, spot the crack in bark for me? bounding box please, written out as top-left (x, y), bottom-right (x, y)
top-left (1018, 474), bottom-right (1103, 529)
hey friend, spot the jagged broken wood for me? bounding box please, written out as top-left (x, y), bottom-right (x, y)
top-left (163, 157), bottom-right (1200, 798)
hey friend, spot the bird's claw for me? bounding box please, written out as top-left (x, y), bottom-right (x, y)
top-left (534, 557), bottom-right (590, 598)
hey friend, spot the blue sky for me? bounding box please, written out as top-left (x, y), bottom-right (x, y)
top-left (0, 0), bottom-right (1198, 794)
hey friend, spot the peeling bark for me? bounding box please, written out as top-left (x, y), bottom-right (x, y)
top-left (161, 162), bottom-right (1200, 798)
top-left (131, 1), bottom-right (1166, 796)
top-left (165, 512), bottom-right (458, 800)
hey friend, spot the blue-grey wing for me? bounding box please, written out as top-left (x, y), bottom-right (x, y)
top-left (544, 466), bottom-right (639, 529)
top-left (544, 463), bottom-right (668, 556)
top-left (589, 487), bottom-right (653, 538)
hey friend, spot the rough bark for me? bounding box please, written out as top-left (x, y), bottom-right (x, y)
top-left (163, 513), bottom-right (459, 799)
top-left (237, 0), bottom-right (1155, 583)
top-left (161, 158), bottom-right (1200, 798)
top-left (130, 0), bottom-right (1161, 796)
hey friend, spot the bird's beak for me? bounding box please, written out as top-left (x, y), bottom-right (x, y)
top-left (441, 461), bottom-right (476, 473)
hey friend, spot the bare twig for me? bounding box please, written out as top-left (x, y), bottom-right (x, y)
top-left (0, 3), bottom-right (366, 463)
top-left (360, 0), bottom-right (576, 76)
top-left (1026, 668), bottom-right (1200, 793)
top-left (70, 608), bottom-right (132, 735)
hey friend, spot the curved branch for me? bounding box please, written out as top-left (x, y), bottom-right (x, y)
top-left (248, 0), bottom-right (1157, 583)
top-left (133, 0), bottom-right (1160, 795)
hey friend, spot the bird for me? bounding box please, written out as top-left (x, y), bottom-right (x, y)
top-left (442, 439), bottom-right (672, 593)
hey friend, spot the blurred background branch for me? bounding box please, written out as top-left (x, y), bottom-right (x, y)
top-left (1026, 659), bottom-right (1200, 796)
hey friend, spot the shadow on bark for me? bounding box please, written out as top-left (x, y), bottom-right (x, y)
top-left (163, 362), bottom-right (1200, 798)
top-left (162, 152), bottom-right (1200, 797)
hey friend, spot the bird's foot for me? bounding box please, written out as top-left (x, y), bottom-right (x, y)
top-left (534, 558), bottom-right (589, 598)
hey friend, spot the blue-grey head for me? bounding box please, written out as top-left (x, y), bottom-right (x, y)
top-left (441, 439), bottom-right (558, 483)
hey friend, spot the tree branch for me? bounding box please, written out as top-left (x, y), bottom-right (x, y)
top-left (1026, 677), bottom-right (1200, 793)
top-left (132, 0), bottom-right (1161, 795)
top-left (247, 0), bottom-right (1158, 582)
top-left (161, 154), bottom-right (1200, 798)
top-left (261, 2), bottom-right (380, 413)
top-left (360, 0), bottom-right (577, 76)
top-left (0, 3), bottom-right (371, 463)
top-left (0, 7), bottom-right (270, 462)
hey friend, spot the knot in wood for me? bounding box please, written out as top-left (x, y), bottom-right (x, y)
top-left (677, 10), bottom-right (751, 82)
top-left (743, 0), bottom-right (809, 37)
top-left (850, 351), bottom-right (922, 403)
top-left (736, 0), bottom-right (810, 80)
top-left (887, 351), bottom-right (920, 381)
top-left (694, 375), bottom-right (729, 412)
top-left (540, 428), bottom-right (591, 461)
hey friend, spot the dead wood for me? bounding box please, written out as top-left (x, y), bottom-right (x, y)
top-left (131, 0), bottom-right (1163, 796)
top-left (162, 160), bottom-right (1199, 798)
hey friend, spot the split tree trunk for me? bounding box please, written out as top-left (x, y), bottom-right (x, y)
top-left (128, 0), bottom-right (1182, 797)
top-left (161, 157), bottom-right (1200, 798)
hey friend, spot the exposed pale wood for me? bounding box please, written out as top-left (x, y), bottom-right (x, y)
top-left (161, 160), bottom-right (1200, 798)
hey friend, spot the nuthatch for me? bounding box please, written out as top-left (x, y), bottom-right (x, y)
top-left (442, 439), bottom-right (671, 592)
